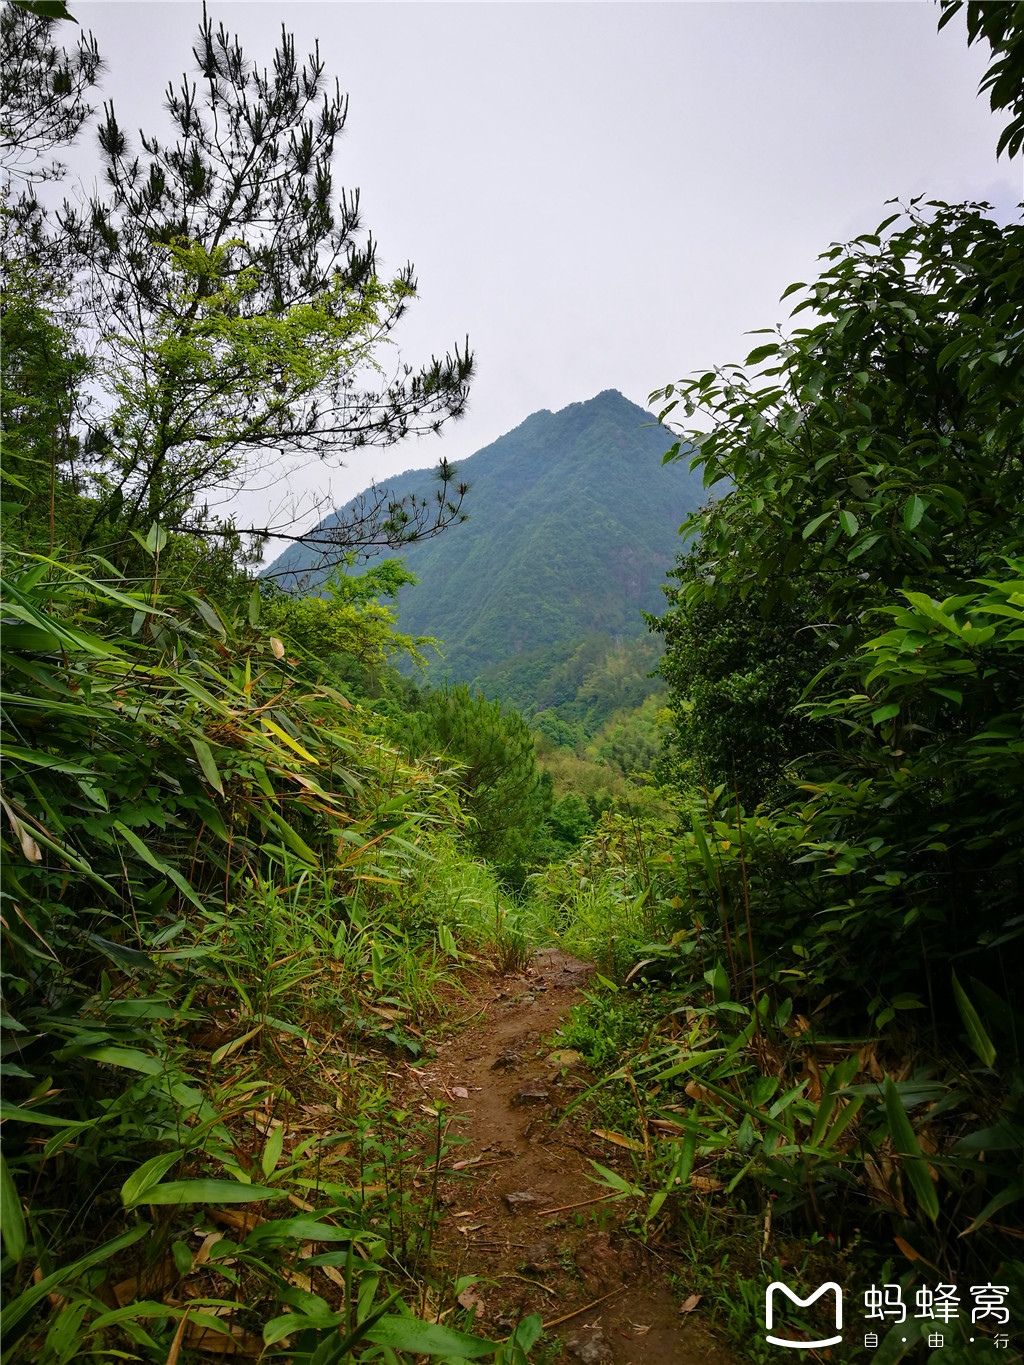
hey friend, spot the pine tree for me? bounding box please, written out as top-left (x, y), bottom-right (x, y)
top-left (51, 5), bottom-right (472, 556)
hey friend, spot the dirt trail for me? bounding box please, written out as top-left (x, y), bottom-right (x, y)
top-left (402, 948), bottom-right (739, 1365)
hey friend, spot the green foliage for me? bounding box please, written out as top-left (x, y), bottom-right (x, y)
top-left (530, 809), bottom-right (669, 978)
top-left (0, 250), bottom-right (92, 551)
top-left (607, 181), bottom-right (1024, 1295)
top-left (393, 683), bottom-right (549, 882)
top-left (95, 236), bottom-right (423, 530)
top-left (0, 3), bottom-right (101, 184)
top-left (7, 4), bottom-right (472, 565)
top-left (588, 693), bottom-right (668, 783)
top-left (546, 792), bottom-right (594, 849)
top-left (651, 201), bottom-right (1024, 1002)
top-left (266, 558), bottom-right (436, 703)
top-left (481, 633), bottom-right (665, 744)
top-left (655, 202), bottom-right (1024, 620)
top-left (650, 580), bottom-right (826, 807)
top-left (558, 804), bottom-right (1023, 1274)
top-left (554, 990), bottom-right (651, 1072)
top-left (939, 0), bottom-right (1024, 158)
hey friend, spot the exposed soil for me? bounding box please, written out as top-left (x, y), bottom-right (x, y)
top-left (400, 948), bottom-right (739, 1364)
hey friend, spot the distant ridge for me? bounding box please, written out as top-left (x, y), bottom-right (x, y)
top-left (262, 390), bottom-right (705, 684)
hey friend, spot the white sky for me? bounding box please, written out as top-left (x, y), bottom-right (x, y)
top-left (67, 1), bottom-right (1022, 553)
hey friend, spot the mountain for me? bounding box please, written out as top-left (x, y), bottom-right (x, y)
top-left (263, 389), bottom-right (705, 686)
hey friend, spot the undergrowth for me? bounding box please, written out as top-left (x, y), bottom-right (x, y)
top-left (0, 550), bottom-right (545, 1363)
top-left (543, 810), bottom-right (1024, 1364)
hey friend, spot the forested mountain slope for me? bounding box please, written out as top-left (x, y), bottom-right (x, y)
top-left (264, 390), bottom-right (704, 683)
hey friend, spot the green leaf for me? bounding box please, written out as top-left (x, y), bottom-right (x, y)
top-left (76, 929), bottom-right (151, 969)
top-left (0, 1152), bottom-right (27, 1263)
top-left (931, 687), bottom-right (963, 705)
top-left (248, 584), bottom-right (261, 627)
top-left (113, 821), bottom-right (203, 909)
top-left (510, 1314), bottom-right (544, 1354)
top-left (838, 508), bottom-right (859, 537)
top-left (847, 531), bottom-right (882, 561)
top-left (129, 1178), bottom-right (285, 1206)
top-left (186, 593), bottom-right (227, 638)
top-left (190, 737), bottom-right (224, 796)
top-left (706, 961), bottom-right (730, 1003)
top-left (61, 1044), bottom-right (162, 1074)
top-left (364, 1314), bottom-right (497, 1358)
top-left (0, 1100), bottom-right (102, 1130)
top-left (246, 1217), bottom-right (363, 1247)
top-left (882, 1077), bottom-right (940, 1222)
top-left (261, 1123), bottom-right (285, 1179)
top-left (802, 511), bottom-right (832, 540)
top-left (959, 1180), bottom-right (1023, 1236)
top-left (264, 1311), bottom-right (346, 1345)
top-left (210, 1021), bottom-right (264, 1065)
top-left (903, 494), bottom-right (926, 530)
top-left (121, 1150), bottom-right (186, 1207)
top-left (676, 1116), bottom-right (700, 1186)
top-left (952, 973), bottom-right (996, 1067)
top-left (145, 522), bottom-right (168, 554)
top-left (871, 703), bottom-right (901, 725)
top-left (648, 1048), bottom-right (726, 1082)
top-left (587, 1160), bottom-right (641, 1196)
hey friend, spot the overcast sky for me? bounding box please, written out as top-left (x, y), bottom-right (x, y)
top-left (69, 1), bottom-right (1021, 552)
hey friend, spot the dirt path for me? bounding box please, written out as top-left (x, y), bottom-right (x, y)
top-left (402, 948), bottom-right (739, 1365)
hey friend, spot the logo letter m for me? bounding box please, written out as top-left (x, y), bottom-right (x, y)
top-left (765, 1281), bottom-right (843, 1349)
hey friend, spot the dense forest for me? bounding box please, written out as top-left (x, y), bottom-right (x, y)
top-left (1, 2), bottom-right (1022, 1363)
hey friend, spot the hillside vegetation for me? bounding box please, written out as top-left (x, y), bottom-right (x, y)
top-left (264, 390), bottom-right (704, 688)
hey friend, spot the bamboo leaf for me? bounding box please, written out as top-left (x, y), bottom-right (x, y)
top-left (190, 737), bottom-right (224, 795)
top-left (211, 1022), bottom-right (264, 1065)
top-left (364, 1314), bottom-right (497, 1358)
top-left (883, 1076), bottom-right (940, 1222)
top-left (260, 716), bottom-right (318, 763)
top-left (113, 821), bottom-right (203, 909)
top-left (121, 1150), bottom-right (186, 1207)
top-left (0, 1152), bottom-right (27, 1263)
top-left (952, 972), bottom-right (996, 1067)
top-left (959, 1180), bottom-right (1023, 1236)
top-left (261, 1124), bottom-right (285, 1178)
top-left (1, 1225), bottom-right (151, 1332)
top-left (246, 1217), bottom-right (361, 1246)
top-left (128, 1179), bottom-right (285, 1207)
top-left (146, 522), bottom-right (168, 554)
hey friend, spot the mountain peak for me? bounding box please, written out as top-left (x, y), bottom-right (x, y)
top-left (263, 391), bottom-right (706, 681)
